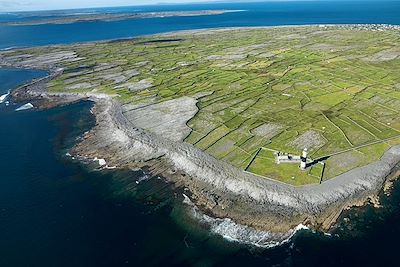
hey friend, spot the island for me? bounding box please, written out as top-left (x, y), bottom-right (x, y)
top-left (2, 24), bottom-right (400, 244)
top-left (1, 10), bottom-right (243, 26)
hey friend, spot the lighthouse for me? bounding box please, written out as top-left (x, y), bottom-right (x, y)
top-left (300, 148), bottom-right (308, 170)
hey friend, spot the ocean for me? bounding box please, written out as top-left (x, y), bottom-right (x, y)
top-left (1, 0), bottom-right (400, 49)
top-left (1, 1), bottom-right (400, 266)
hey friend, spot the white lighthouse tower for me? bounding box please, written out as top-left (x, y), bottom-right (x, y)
top-left (300, 148), bottom-right (308, 170)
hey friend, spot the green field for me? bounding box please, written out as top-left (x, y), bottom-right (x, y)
top-left (4, 26), bottom-right (400, 185)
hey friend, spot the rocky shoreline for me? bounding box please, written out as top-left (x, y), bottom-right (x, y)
top-left (7, 70), bottom-right (400, 237)
top-left (72, 97), bottom-right (400, 232)
top-left (3, 25), bottom-right (400, 245)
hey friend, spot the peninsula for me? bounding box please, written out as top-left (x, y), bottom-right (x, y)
top-left (2, 25), bottom-right (400, 242)
top-left (1, 10), bottom-right (243, 26)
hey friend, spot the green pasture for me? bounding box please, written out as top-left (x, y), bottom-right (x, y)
top-left (5, 26), bottom-right (400, 185)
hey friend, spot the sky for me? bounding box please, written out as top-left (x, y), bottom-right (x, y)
top-left (0, 0), bottom-right (219, 12)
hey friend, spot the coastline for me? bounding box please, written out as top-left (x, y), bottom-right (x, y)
top-left (3, 24), bottom-right (400, 245)
top-left (69, 97), bottom-right (400, 232)
top-left (6, 68), bottom-right (400, 238)
top-left (1, 23), bottom-right (398, 52)
top-left (1, 10), bottom-right (245, 26)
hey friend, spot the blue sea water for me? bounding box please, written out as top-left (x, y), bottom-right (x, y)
top-left (1, 1), bottom-right (400, 266)
top-left (0, 1), bottom-right (400, 49)
top-left (0, 69), bottom-right (232, 267)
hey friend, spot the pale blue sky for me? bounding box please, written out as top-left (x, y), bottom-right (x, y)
top-left (0, 0), bottom-right (220, 12)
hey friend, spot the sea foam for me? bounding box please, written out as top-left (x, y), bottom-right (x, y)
top-left (92, 157), bottom-right (107, 168)
top-left (0, 91), bottom-right (9, 103)
top-left (15, 103), bottom-right (34, 111)
top-left (182, 194), bottom-right (308, 248)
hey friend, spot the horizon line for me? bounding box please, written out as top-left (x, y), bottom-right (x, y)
top-left (0, 0), bottom-right (378, 13)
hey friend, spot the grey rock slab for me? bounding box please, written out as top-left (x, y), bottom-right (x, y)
top-left (123, 96), bottom-right (198, 142)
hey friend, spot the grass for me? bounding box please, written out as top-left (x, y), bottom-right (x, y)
top-left (4, 26), bottom-right (400, 185)
top-left (247, 149), bottom-right (322, 186)
top-left (313, 91), bottom-right (352, 107)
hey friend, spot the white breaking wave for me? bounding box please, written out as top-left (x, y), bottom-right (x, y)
top-left (105, 165), bottom-right (117, 170)
top-left (0, 91), bottom-right (9, 103)
top-left (136, 172), bottom-right (151, 184)
top-left (0, 46), bottom-right (19, 51)
top-left (182, 194), bottom-right (309, 248)
top-left (15, 103), bottom-right (34, 111)
top-left (93, 157), bottom-right (106, 166)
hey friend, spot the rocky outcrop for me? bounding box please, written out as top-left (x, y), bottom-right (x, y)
top-left (122, 96), bottom-right (198, 142)
top-left (70, 97), bottom-right (400, 234)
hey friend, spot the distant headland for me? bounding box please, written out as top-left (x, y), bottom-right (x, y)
top-left (0, 10), bottom-right (244, 26)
